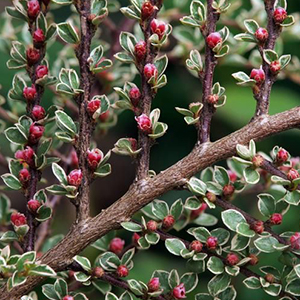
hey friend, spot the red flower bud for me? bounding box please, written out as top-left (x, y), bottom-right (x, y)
top-left (148, 277), bottom-right (160, 292)
top-left (250, 68), bottom-right (265, 84)
top-left (116, 265), bottom-right (129, 277)
top-left (206, 32), bottom-right (222, 49)
top-left (141, 1), bottom-right (154, 20)
top-left (109, 237), bottom-right (125, 255)
top-left (287, 168), bottom-right (300, 181)
top-left (207, 94), bottom-right (219, 105)
top-left (27, 0), bottom-right (40, 19)
top-left (270, 61), bottom-right (281, 74)
top-left (144, 63), bottom-right (158, 80)
top-left (172, 283), bottom-right (186, 299)
top-left (150, 19), bottom-right (167, 40)
top-left (93, 266), bottom-right (104, 278)
top-left (29, 124), bottom-right (44, 144)
top-left (99, 110), bottom-right (110, 122)
top-left (87, 98), bottom-right (101, 115)
top-left (129, 87), bottom-right (141, 107)
top-left (27, 199), bottom-right (41, 213)
top-left (252, 154), bottom-right (264, 168)
top-left (223, 184), bottom-right (235, 197)
top-left (87, 148), bottom-right (103, 170)
top-left (251, 220), bottom-right (264, 234)
top-left (270, 213), bottom-right (282, 225)
top-left (26, 48), bottom-right (40, 65)
top-left (265, 273), bottom-right (275, 284)
top-left (128, 138), bottom-right (138, 152)
top-left (189, 240), bottom-right (203, 253)
top-left (290, 232), bottom-right (300, 250)
top-left (32, 105), bottom-right (46, 120)
top-left (226, 253), bottom-right (239, 266)
top-left (67, 169), bottom-right (82, 187)
top-left (206, 192), bottom-right (216, 203)
top-left (11, 212), bottom-right (27, 226)
top-left (33, 28), bottom-right (45, 45)
top-left (134, 41), bottom-right (147, 61)
top-left (276, 148), bottom-right (288, 164)
top-left (15, 146), bottom-right (35, 166)
top-left (36, 65), bottom-right (48, 79)
top-left (248, 254), bottom-right (259, 265)
top-left (132, 232), bottom-right (141, 244)
top-left (19, 168), bottom-right (31, 186)
top-left (62, 296), bottom-right (74, 300)
top-left (23, 85), bottom-right (37, 101)
top-left (254, 28), bottom-right (269, 43)
top-left (135, 114), bottom-right (152, 134)
top-left (71, 150), bottom-right (79, 168)
top-left (206, 236), bottom-right (218, 250)
top-left (228, 170), bottom-right (237, 182)
top-left (147, 220), bottom-right (158, 232)
top-left (190, 203), bottom-right (207, 219)
top-left (273, 7), bottom-right (287, 24)
top-left (162, 215), bottom-right (175, 230)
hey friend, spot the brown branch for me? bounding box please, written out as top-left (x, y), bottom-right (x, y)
top-left (3, 107), bottom-right (300, 299)
top-left (198, 0), bottom-right (219, 143)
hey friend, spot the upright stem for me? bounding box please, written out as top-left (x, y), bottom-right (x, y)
top-left (198, 0), bottom-right (219, 143)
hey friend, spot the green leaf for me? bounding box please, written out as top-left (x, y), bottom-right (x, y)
top-left (244, 19), bottom-right (259, 34)
top-left (211, 228), bottom-right (230, 245)
top-left (187, 177), bottom-right (207, 196)
top-left (5, 127), bottom-right (27, 145)
top-left (165, 238), bottom-right (186, 256)
top-left (127, 279), bottom-right (144, 296)
top-left (73, 255), bottom-right (91, 272)
top-left (121, 248), bottom-right (135, 266)
top-left (42, 284), bottom-right (60, 300)
top-left (92, 281), bottom-right (111, 294)
top-left (154, 55), bottom-right (168, 77)
top-left (57, 22), bottom-right (80, 44)
top-left (243, 276), bottom-right (261, 289)
top-left (236, 222), bottom-right (255, 238)
top-left (254, 236), bottom-right (279, 253)
top-left (214, 166), bottom-right (230, 187)
top-left (195, 294), bottom-right (214, 300)
top-left (121, 222), bottom-right (142, 232)
top-left (221, 209), bottom-right (246, 232)
top-left (94, 163), bottom-right (111, 177)
top-left (52, 163), bottom-right (68, 185)
top-left (286, 279), bottom-right (300, 296)
top-left (1, 174), bottom-right (21, 190)
top-left (0, 231), bottom-right (18, 242)
top-left (36, 205), bottom-right (52, 222)
top-left (105, 292), bottom-right (119, 300)
top-left (55, 110), bottom-right (77, 135)
top-left (243, 167), bottom-right (260, 184)
top-left (152, 200), bottom-right (169, 219)
top-left (190, 227), bottom-right (210, 242)
top-left (208, 273), bottom-right (231, 296)
top-left (29, 265), bottom-right (56, 277)
top-left (170, 199), bottom-right (183, 220)
top-left (263, 49), bottom-right (279, 64)
top-left (193, 213), bottom-right (218, 227)
top-left (284, 191), bottom-right (300, 206)
top-left (257, 193), bottom-right (276, 217)
top-left (181, 272), bottom-right (198, 293)
top-left (168, 269), bottom-right (180, 288)
top-left (207, 256), bottom-right (224, 274)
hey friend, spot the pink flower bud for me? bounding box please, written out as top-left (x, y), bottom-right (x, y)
top-left (33, 28), bottom-right (45, 45)
top-left (162, 215), bottom-right (175, 230)
top-left (19, 168), bottom-right (31, 186)
top-left (206, 32), bottom-right (222, 49)
top-left (11, 212), bottom-right (27, 226)
top-left (109, 237), bottom-right (125, 255)
top-left (135, 114), bottom-right (152, 134)
top-left (67, 169), bottom-right (82, 187)
top-left (223, 184), bottom-right (235, 197)
top-left (29, 124), bottom-right (44, 144)
top-left (32, 105), bottom-right (46, 120)
top-left (226, 253), bottom-right (239, 266)
top-left (206, 236), bottom-right (218, 249)
top-left (15, 146), bottom-right (35, 166)
top-left (254, 28), bottom-right (269, 43)
top-left (62, 296), bottom-right (74, 300)
top-left (270, 61), bottom-right (281, 74)
top-left (87, 98), bottom-right (101, 115)
top-left (36, 65), bottom-right (48, 79)
top-left (148, 277), bottom-right (160, 292)
top-left (173, 283), bottom-right (186, 299)
top-left (134, 41), bottom-right (147, 61)
top-left (71, 150), bottom-right (79, 168)
top-left (99, 110), bottom-right (110, 122)
top-left (189, 240), bottom-right (203, 253)
top-left (132, 232), bottom-right (140, 244)
top-left (116, 265), bottom-right (129, 277)
top-left (26, 48), bottom-right (40, 65)
top-left (150, 19), bottom-right (167, 40)
top-left (87, 148), bottom-right (103, 170)
top-left (129, 87), bottom-right (141, 107)
top-left (190, 203), bottom-right (207, 219)
top-left (141, 1), bottom-right (154, 20)
top-left (23, 85), bottom-right (37, 101)
top-left (287, 168), bottom-right (300, 181)
top-left (27, 199), bottom-right (41, 213)
top-left (147, 220), bottom-right (158, 232)
top-left (93, 266), bottom-right (104, 278)
top-left (144, 63), bottom-right (158, 80)
top-left (265, 273), bottom-right (275, 284)
top-left (251, 220), bottom-right (264, 234)
top-left (228, 170), bottom-right (237, 182)
top-left (290, 232), bottom-right (300, 250)
top-left (250, 68), bottom-right (265, 84)
top-left (276, 148), bottom-right (289, 164)
top-left (273, 7), bottom-right (287, 24)
top-left (27, 0), bottom-right (40, 19)
top-left (270, 213), bottom-right (282, 225)
top-left (207, 94), bottom-right (219, 105)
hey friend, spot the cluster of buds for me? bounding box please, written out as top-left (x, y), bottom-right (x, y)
top-left (148, 277), bottom-right (160, 292)
top-left (11, 212), bottom-right (27, 226)
top-left (29, 123), bottom-right (44, 144)
top-left (162, 215), bottom-right (175, 230)
top-left (134, 41), bottom-right (147, 61)
top-left (87, 148), bottom-right (103, 170)
top-left (254, 28), bottom-right (269, 43)
top-left (129, 87), bottom-right (141, 107)
top-left (109, 237), bottom-right (125, 255)
top-left (150, 19), bottom-right (167, 40)
top-left (15, 146), bottom-right (35, 166)
top-left (269, 213), bottom-right (282, 225)
top-left (206, 32), bottom-right (222, 49)
top-left (67, 169), bottom-right (83, 187)
top-left (23, 85), bottom-right (37, 101)
top-left (32, 105), bottom-right (46, 120)
top-left (26, 48), bottom-right (40, 66)
top-left (135, 114), bottom-right (152, 134)
top-left (206, 236), bottom-right (218, 250)
top-left (172, 283), bottom-right (186, 299)
top-left (273, 7), bottom-right (287, 24)
top-left (189, 240), bottom-right (203, 253)
top-left (250, 68), bottom-right (265, 84)
top-left (27, 199), bottom-right (41, 213)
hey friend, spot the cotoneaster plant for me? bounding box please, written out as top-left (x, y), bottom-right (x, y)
top-left (0, 0), bottom-right (299, 300)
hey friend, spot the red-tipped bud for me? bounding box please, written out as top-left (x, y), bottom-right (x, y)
top-left (36, 65), bottom-right (48, 79)
top-left (99, 110), bottom-right (110, 122)
top-left (148, 277), bottom-right (160, 292)
top-left (141, 1), bottom-right (154, 20)
top-left (93, 266), bottom-right (104, 278)
top-left (250, 68), bottom-right (265, 84)
top-left (287, 168), bottom-right (300, 181)
top-left (15, 146), bottom-right (35, 166)
top-left (206, 32), bottom-right (222, 49)
top-left (226, 253), bottom-right (239, 266)
top-left (273, 7), bottom-right (287, 24)
top-left (223, 184), bottom-right (235, 197)
top-left (162, 215), bottom-right (175, 230)
top-left (134, 41), bottom-right (147, 61)
top-left (128, 138), bottom-right (138, 152)
top-left (190, 203), bottom-right (207, 219)
top-left (27, 0), bottom-right (40, 19)
top-left (67, 169), bottom-right (82, 187)
top-left (29, 124), bottom-right (44, 144)
top-left (290, 232), bottom-right (300, 250)
top-left (132, 232), bottom-right (141, 245)
top-left (150, 19), bottom-right (167, 40)
top-left (265, 273), bottom-right (275, 284)
top-left (11, 212), bottom-right (27, 226)
top-left (251, 220), bottom-right (264, 234)
top-left (19, 168), bottom-right (31, 186)
top-left (129, 87), bottom-right (141, 107)
top-left (228, 170), bottom-right (237, 182)
top-left (87, 98), bottom-right (101, 115)
top-left (33, 28), bottom-right (45, 45)
top-left (32, 105), bottom-right (46, 120)
top-left (116, 265), bottom-right (129, 277)
top-left (27, 199), bottom-right (41, 213)
top-left (206, 192), bottom-right (216, 203)
top-left (270, 213), bottom-right (282, 225)
top-left (270, 61), bottom-right (281, 74)
top-left (62, 296), bottom-right (74, 300)
top-left (23, 85), bottom-right (37, 101)
top-left (189, 240), bottom-right (203, 253)
top-left (206, 236), bottom-right (218, 250)
top-left (207, 94), bottom-right (219, 105)
top-left (109, 237), bottom-right (125, 255)
top-left (71, 150), bottom-right (79, 168)
top-left (26, 48), bottom-right (40, 65)
top-left (252, 154), bottom-right (264, 168)
top-left (173, 283), bottom-right (186, 299)
top-left (87, 148), bottom-right (103, 170)
top-left (248, 254), bottom-right (259, 265)
top-left (147, 220), bottom-right (158, 232)
top-left (276, 148), bottom-right (289, 165)
top-left (144, 63), bottom-right (158, 80)
top-left (254, 27), bottom-right (269, 43)
top-left (135, 114), bottom-right (152, 134)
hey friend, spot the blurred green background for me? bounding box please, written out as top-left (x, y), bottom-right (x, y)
top-left (0, 0), bottom-right (300, 299)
